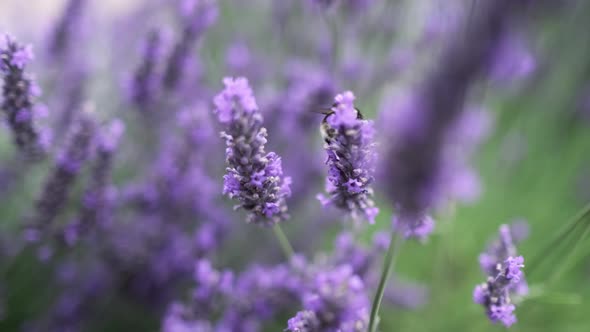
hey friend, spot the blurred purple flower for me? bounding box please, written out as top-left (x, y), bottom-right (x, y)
top-left (294, 264), bottom-right (369, 332)
top-left (287, 310), bottom-right (320, 332)
top-left (46, 0), bottom-right (87, 61)
top-left (162, 302), bottom-right (214, 332)
top-left (489, 33), bottom-right (536, 84)
top-left (163, 0), bottom-right (218, 90)
top-left (127, 28), bottom-right (169, 111)
top-left (72, 119), bottom-right (125, 239)
top-left (378, 0), bottom-right (523, 221)
top-left (392, 212), bottom-right (435, 241)
top-left (31, 112), bottom-right (95, 230)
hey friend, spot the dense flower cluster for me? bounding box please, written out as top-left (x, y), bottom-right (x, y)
top-left (214, 77), bottom-right (291, 226)
top-left (293, 264), bottom-right (370, 331)
top-left (0, 35), bottom-right (48, 158)
top-left (318, 91), bottom-right (378, 223)
top-left (474, 224), bottom-right (528, 327)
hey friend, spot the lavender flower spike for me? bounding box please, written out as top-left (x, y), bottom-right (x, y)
top-left (213, 77), bottom-right (291, 226)
top-left (287, 310), bottom-right (320, 332)
top-left (289, 264), bottom-right (370, 331)
top-left (128, 29), bottom-right (167, 111)
top-left (1, 35), bottom-right (46, 158)
top-left (32, 110), bottom-right (95, 229)
top-left (77, 119), bottom-right (125, 233)
top-left (47, 0), bottom-right (87, 60)
top-left (474, 224), bottom-right (528, 327)
top-left (379, 0), bottom-right (529, 216)
top-left (317, 91), bottom-right (378, 223)
top-left (163, 0), bottom-right (218, 90)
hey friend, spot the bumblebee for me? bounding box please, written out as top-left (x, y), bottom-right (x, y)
top-left (315, 102), bottom-right (364, 122)
top-left (315, 103), bottom-right (364, 143)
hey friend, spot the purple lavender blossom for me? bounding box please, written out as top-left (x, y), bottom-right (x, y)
top-left (214, 262), bottom-right (301, 332)
top-left (287, 310), bottom-right (320, 332)
top-left (163, 0), bottom-right (218, 90)
top-left (317, 91), bottom-right (378, 223)
top-left (379, 0), bottom-right (526, 219)
top-left (160, 260), bottom-right (232, 328)
top-left (474, 224), bottom-right (528, 327)
top-left (379, 93), bottom-right (492, 213)
top-left (193, 259), bottom-right (233, 313)
top-left (489, 33), bottom-right (536, 84)
top-left (224, 41), bottom-right (263, 83)
top-left (30, 261), bottom-right (113, 332)
top-left (1, 35), bottom-right (47, 158)
top-left (128, 28), bottom-right (168, 110)
top-left (213, 77), bottom-right (291, 226)
top-left (332, 231), bottom-right (430, 309)
top-left (74, 119), bottom-right (125, 238)
top-left (47, 0), bottom-right (87, 60)
top-left (30, 112), bottom-right (95, 230)
top-left (473, 256), bottom-right (524, 327)
top-left (162, 303), bottom-right (214, 332)
top-left (392, 212), bottom-right (435, 241)
top-left (478, 223), bottom-right (529, 286)
top-left (291, 264), bottom-right (369, 332)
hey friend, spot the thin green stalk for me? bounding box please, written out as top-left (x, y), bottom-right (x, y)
top-left (368, 231), bottom-right (403, 332)
top-left (548, 220), bottom-right (590, 283)
top-left (273, 224), bottom-right (295, 259)
top-left (527, 201), bottom-right (590, 276)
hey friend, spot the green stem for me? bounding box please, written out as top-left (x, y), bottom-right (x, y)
top-left (273, 224), bottom-right (295, 259)
top-left (527, 201), bottom-right (590, 276)
top-left (548, 221), bottom-right (590, 283)
top-left (368, 231), bottom-right (403, 332)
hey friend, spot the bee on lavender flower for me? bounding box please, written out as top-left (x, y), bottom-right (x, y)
top-left (315, 91), bottom-right (379, 224)
top-left (315, 102), bottom-right (364, 144)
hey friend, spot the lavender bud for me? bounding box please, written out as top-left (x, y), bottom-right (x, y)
top-left (317, 91), bottom-right (378, 223)
top-left (213, 77), bottom-right (291, 226)
top-left (1, 35), bottom-right (47, 158)
top-left (474, 224), bottom-right (528, 327)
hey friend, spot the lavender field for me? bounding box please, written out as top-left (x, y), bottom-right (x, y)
top-left (1, 0), bottom-right (589, 331)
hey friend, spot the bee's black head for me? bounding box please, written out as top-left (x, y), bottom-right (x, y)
top-left (313, 103), bottom-right (364, 123)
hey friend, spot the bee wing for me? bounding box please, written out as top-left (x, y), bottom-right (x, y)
top-left (355, 108), bottom-right (364, 119)
top-left (310, 108), bottom-right (333, 115)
